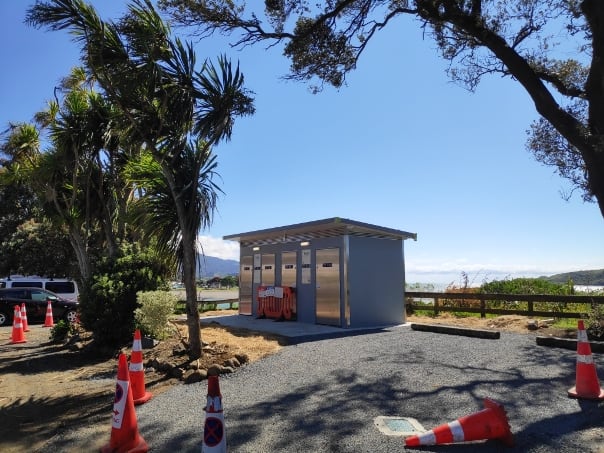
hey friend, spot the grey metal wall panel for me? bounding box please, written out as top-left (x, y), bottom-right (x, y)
top-left (347, 236), bottom-right (404, 327)
top-left (239, 256), bottom-right (253, 315)
top-left (316, 248), bottom-right (341, 326)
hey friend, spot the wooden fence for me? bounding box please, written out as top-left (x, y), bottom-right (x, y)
top-left (198, 298), bottom-right (239, 311)
top-left (405, 291), bottom-right (604, 318)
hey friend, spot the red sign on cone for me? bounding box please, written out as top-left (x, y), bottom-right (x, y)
top-left (202, 375), bottom-right (226, 452)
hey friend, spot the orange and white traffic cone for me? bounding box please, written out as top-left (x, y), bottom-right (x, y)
top-left (10, 305), bottom-right (27, 344)
top-left (101, 354), bottom-right (148, 453)
top-left (20, 303), bottom-right (29, 332)
top-left (568, 319), bottom-right (604, 400)
top-left (202, 375), bottom-right (227, 453)
top-left (129, 329), bottom-right (152, 405)
top-left (43, 300), bottom-right (54, 328)
top-left (404, 398), bottom-right (514, 447)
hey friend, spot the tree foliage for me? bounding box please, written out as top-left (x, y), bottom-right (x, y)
top-left (0, 219), bottom-right (76, 278)
top-left (80, 245), bottom-right (170, 348)
top-left (480, 277), bottom-right (574, 295)
top-left (27, 0), bottom-right (255, 358)
top-left (159, 0), bottom-right (604, 218)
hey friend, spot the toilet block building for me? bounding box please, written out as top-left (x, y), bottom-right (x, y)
top-left (223, 217), bottom-right (417, 328)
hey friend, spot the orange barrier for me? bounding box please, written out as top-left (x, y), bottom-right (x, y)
top-left (281, 286), bottom-right (296, 321)
top-left (257, 286), bottom-right (296, 320)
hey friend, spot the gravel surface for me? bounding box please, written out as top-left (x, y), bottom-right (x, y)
top-left (46, 325), bottom-right (604, 452)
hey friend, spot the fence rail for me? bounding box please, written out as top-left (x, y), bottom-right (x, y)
top-left (198, 298), bottom-right (239, 311)
top-left (405, 291), bottom-right (604, 319)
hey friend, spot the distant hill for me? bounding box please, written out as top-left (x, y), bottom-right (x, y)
top-left (542, 269), bottom-right (604, 285)
top-left (196, 255), bottom-right (239, 278)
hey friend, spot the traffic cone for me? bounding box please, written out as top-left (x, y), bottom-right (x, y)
top-left (43, 300), bottom-right (54, 327)
top-left (101, 354), bottom-right (148, 453)
top-left (20, 303), bottom-right (29, 332)
top-left (568, 319), bottom-right (604, 400)
top-left (129, 329), bottom-right (152, 405)
top-left (404, 398), bottom-right (514, 447)
top-left (10, 305), bottom-right (27, 344)
top-left (202, 375), bottom-right (227, 452)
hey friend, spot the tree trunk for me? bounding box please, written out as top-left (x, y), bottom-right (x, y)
top-left (68, 226), bottom-right (91, 283)
top-left (182, 229), bottom-right (202, 359)
top-left (582, 0), bottom-right (604, 218)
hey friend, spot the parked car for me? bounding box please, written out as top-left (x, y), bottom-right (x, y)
top-left (0, 287), bottom-right (79, 327)
top-left (0, 276), bottom-right (79, 302)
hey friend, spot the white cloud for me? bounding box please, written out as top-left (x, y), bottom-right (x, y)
top-left (197, 236), bottom-right (239, 261)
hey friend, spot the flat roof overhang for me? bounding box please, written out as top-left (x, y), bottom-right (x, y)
top-left (223, 217), bottom-right (417, 247)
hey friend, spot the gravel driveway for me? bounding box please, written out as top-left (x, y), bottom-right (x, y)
top-left (47, 325), bottom-right (604, 452)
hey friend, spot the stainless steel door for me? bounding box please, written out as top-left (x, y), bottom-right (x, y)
top-left (281, 251), bottom-right (297, 288)
top-left (262, 254), bottom-right (275, 285)
top-left (316, 248), bottom-right (341, 326)
top-left (239, 256), bottom-right (253, 315)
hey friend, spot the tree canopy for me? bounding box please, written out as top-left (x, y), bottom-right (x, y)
top-left (26, 0), bottom-right (254, 358)
top-left (158, 0), bottom-right (604, 218)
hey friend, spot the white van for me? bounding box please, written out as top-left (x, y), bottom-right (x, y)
top-left (0, 276), bottom-right (79, 302)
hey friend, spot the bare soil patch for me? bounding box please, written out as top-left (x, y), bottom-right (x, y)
top-left (0, 312), bottom-right (577, 452)
top-left (407, 313), bottom-right (578, 338)
top-left (0, 310), bottom-right (284, 453)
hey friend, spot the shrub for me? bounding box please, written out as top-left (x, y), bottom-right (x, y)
top-left (586, 304), bottom-right (604, 341)
top-left (135, 290), bottom-right (178, 339)
top-left (50, 320), bottom-right (71, 343)
top-left (79, 246), bottom-right (169, 348)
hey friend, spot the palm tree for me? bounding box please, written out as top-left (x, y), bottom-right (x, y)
top-left (27, 0), bottom-right (254, 358)
top-left (125, 139), bottom-right (222, 286)
top-left (1, 68), bottom-right (130, 284)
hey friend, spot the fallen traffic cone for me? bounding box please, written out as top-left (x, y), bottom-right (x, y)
top-left (20, 303), bottom-right (29, 332)
top-left (568, 319), bottom-right (604, 400)
top-left (101, 354), bottom-right (148, 453)
top-left (404, 398), bottom-right (514, 447)
top-left (10, 305), bottom-right (27, 344)
top-left (43, 300), bottom-right (54, 327)
top-left (129, 329), bottom-right (152, 405)
top-left (202, 375), bottom-right (227, 452)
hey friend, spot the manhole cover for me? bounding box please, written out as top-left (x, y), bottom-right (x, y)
top-left (374, 416), bottom-right (426, 437)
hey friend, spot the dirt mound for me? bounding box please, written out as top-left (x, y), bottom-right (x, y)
top-left (407, 313), bottom-right (577, 338)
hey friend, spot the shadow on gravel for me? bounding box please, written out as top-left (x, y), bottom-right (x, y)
top-left (212, 340), bottom-right (592, 451)
top-left (0, 392), bottom-right (111, 452)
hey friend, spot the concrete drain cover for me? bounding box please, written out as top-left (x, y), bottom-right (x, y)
top-left (374, 416), bottom-right (426, 437)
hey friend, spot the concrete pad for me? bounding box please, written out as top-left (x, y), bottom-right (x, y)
top-left (200, 314), bottom-right (403, 344)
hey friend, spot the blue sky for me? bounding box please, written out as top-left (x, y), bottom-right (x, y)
top-left (2, 2), bottom-right (603, 284)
